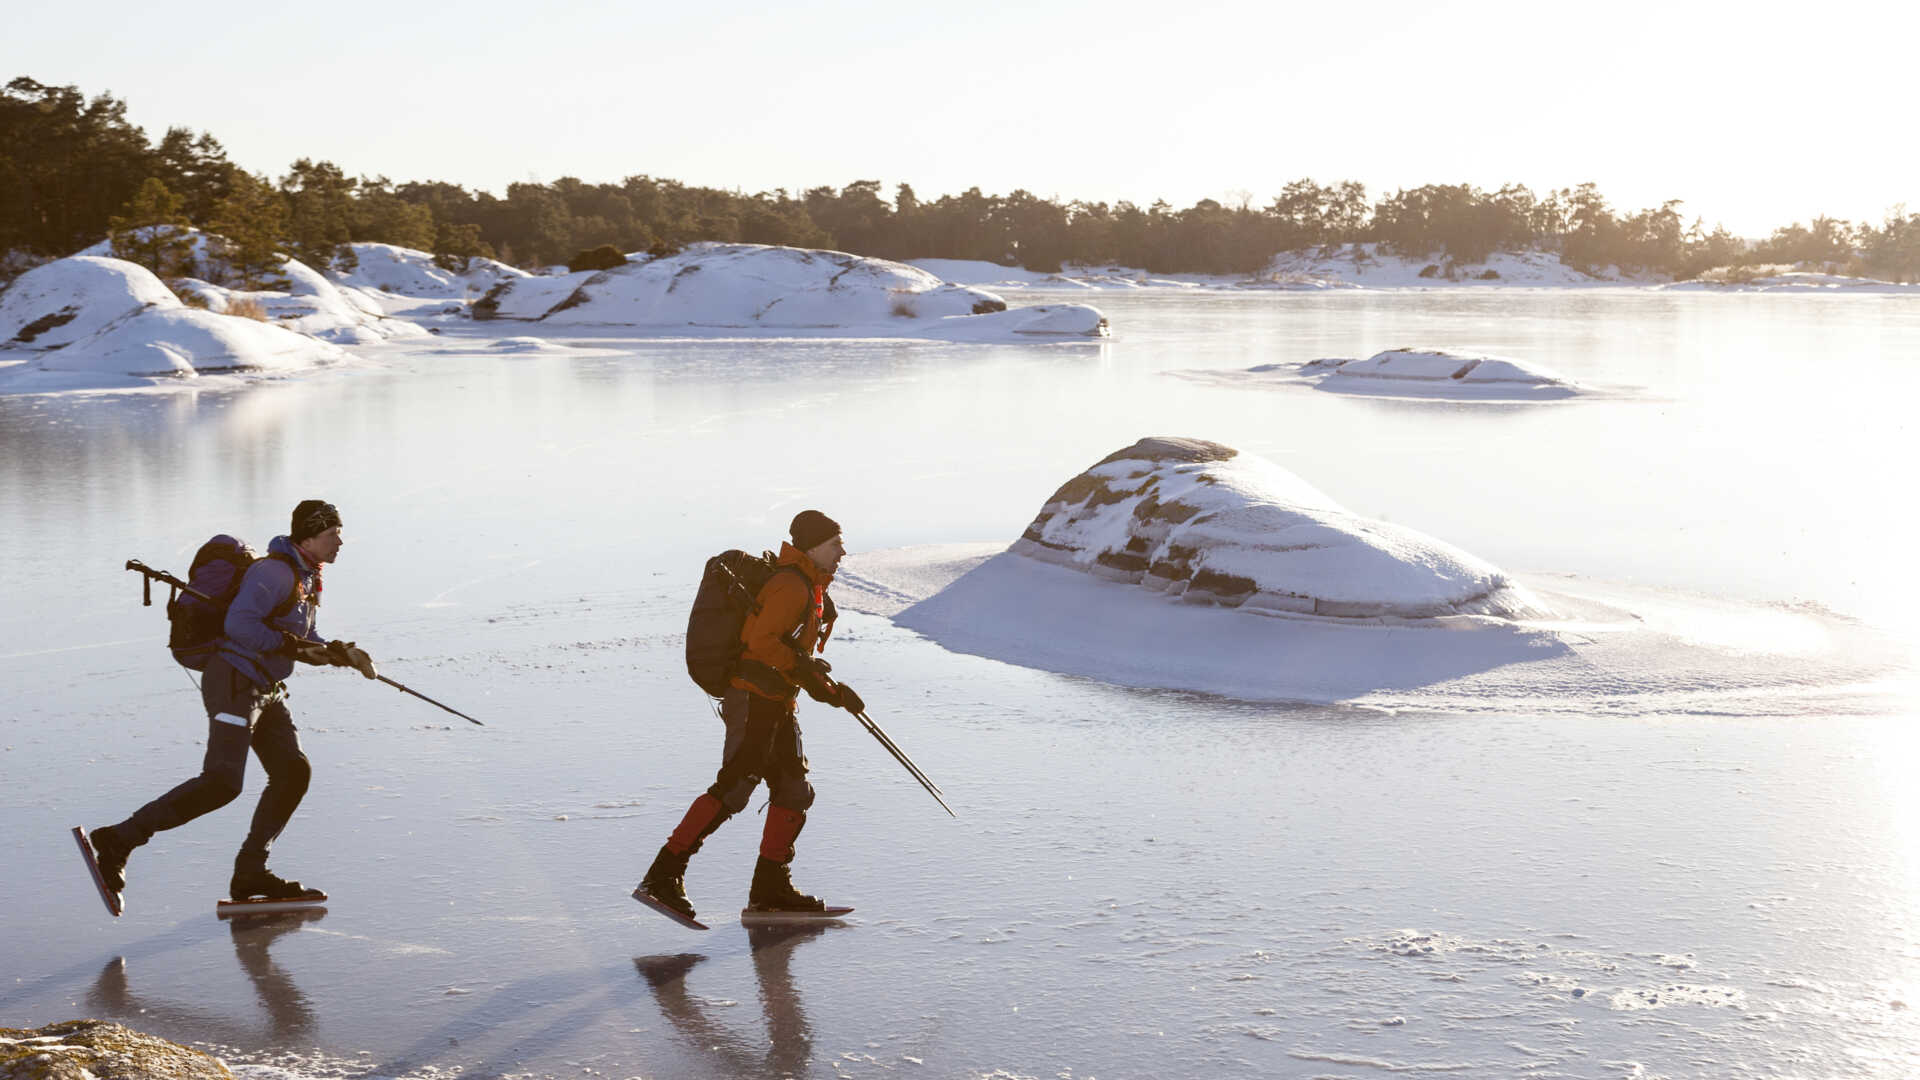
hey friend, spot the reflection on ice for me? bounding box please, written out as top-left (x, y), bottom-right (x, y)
top-left (634, 920), bottom-right (847, 1080)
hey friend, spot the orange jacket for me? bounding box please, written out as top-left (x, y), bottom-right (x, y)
top-left (732, 543), bottom-right (836, 700)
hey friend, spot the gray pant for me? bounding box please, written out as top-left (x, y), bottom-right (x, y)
top-left (120, 656), bottom-right (311, 869)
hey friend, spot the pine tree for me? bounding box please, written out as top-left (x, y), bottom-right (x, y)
top-left (432, 221), bottom-right (491, 272)
top-left (281, 158), bottom-right (357, 271)
top-left (109, 177), bottom-right (196, 278)
top-left (209, 171), bottom-right (290, 290)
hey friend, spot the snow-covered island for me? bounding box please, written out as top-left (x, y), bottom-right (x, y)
top-left (0, 256), bottom-right (348, 388)
top-left (1175, 347), bottom-right (1587, 401)
top-left (478, 242), bottom-right (1108, 339)
top-left (1661, 269), bottom-right (1920, 293)
top-left (75, 231), bottom-right (428, 345)
top-left (915, 244), bottom-right (1653, 291)
top-left (835, 437), bottom-right (1565, 701)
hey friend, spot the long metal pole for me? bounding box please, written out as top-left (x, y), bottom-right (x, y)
top-left (853, 709), bottom-right (953, 817)
top-left (374, 674), bottom-right (485, 725)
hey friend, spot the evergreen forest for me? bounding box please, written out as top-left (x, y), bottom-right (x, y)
top-left (4, 77), bottom-right (1916, 282)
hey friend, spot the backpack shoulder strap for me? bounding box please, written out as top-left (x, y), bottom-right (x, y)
top-left (262, 551), bottom-right (306, 618)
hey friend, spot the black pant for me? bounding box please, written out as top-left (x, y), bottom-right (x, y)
top-left (707, 688), bottom-right (813, 814)
top-left (119, 656), bottom-right (311, 868)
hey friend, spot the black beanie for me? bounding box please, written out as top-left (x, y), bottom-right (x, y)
top-left (789, 510), bottom-right (841, 552)
top-left (291, 500), bottom-right (342, 542)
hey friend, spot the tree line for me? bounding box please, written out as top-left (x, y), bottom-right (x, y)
top-left (4, 76), bottom-right (1916, 283)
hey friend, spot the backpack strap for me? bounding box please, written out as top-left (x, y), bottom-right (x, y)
top-left (263, 551), bottom-right (308, 619)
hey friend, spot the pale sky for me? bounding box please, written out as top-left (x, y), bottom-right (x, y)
top-left (7, 0), bottom-right (1915, 237)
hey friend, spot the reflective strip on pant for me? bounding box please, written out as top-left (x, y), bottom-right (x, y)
top-left (213, 712), bottom-right (251, 727)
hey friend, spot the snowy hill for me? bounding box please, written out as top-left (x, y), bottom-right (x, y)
top-left (479, 243), bottom-right (1109, 339)
top-left (0, 256), bottom-right (348, 388)
top-left (77, 231), bottom-right (428, 344)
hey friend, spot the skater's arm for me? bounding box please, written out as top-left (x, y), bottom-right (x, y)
top-left (225, 558), bottom-right (303, 654)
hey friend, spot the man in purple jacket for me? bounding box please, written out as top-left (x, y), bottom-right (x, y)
top-left (83, 500), bottom-right (377, 910)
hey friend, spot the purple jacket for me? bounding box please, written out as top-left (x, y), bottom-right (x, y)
top-left (217, 535), bottom-right (323, 687)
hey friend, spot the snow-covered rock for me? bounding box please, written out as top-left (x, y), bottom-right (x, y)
top-left (1006, 437), bottom-right (1547, 620)
top-left (1172, 348), bottom-right (1588, 401)
top-left (1, 256), bottom-right (180, 350)
top-left (330, 243), bottom-right (530, 316)
top-left (1301, 348), bottom-right (1584, 399)
top-left (0, 256), bottom-right (346, 388)
top-left (478, 243), bottom-right (1108, 339)
top-left (76, 231), bottom-right (427, 344)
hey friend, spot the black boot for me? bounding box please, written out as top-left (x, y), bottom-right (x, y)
top-left (637, 845), bottom-right (697, 922)
top-left (229, 864), bottom-right (326, 902)
top-left (747, 856), bottom-right (825, 913)
top-left (89, 825), bottom-right (132, 894)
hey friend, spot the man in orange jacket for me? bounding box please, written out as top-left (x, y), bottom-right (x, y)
top-left (637, 510), bottom-right (863, 927)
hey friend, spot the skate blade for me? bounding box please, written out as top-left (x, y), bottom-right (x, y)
top-left (72, 826), bottom-right (123, 918)
top-left (739, 905), bottom-right (854, 923)
top-left (633, 886), bottom-right (709, 931)
top-left (216, 896), bottom-right (328, 917)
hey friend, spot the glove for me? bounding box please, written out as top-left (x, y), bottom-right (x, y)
top-left (834, 682), bottom-right (865, 715)
top-left (284, 634), bottom-right (329, 664)
top-left (795, 656), bottom-right (836, 703)
top-left (326, 639), bottom-right (379, 680)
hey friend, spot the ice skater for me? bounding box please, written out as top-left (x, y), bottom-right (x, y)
top-left (636, 510), bottom-right (863, 929)
top-left (75, 500), bottom-right (377, 916)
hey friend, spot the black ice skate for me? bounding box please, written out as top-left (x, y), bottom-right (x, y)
top-left (741, 856), bottom-right (852, 922)
top-left (219, 866), bottom-right (327, 916)
top-left (634, 845), bottom-right (708, 931)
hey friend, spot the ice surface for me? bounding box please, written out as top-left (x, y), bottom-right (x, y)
top-left (3, 288), bottom-right (1917, 1080)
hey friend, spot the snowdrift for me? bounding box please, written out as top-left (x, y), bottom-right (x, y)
top-left (0, 256), bottom-right (347, 386)
top-left (477, 243), bottom-right (1109, 339)
top-left (1000, 437), bottom-right (1547, 620)
top-left (77, 231), bottom-right (427, 344)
